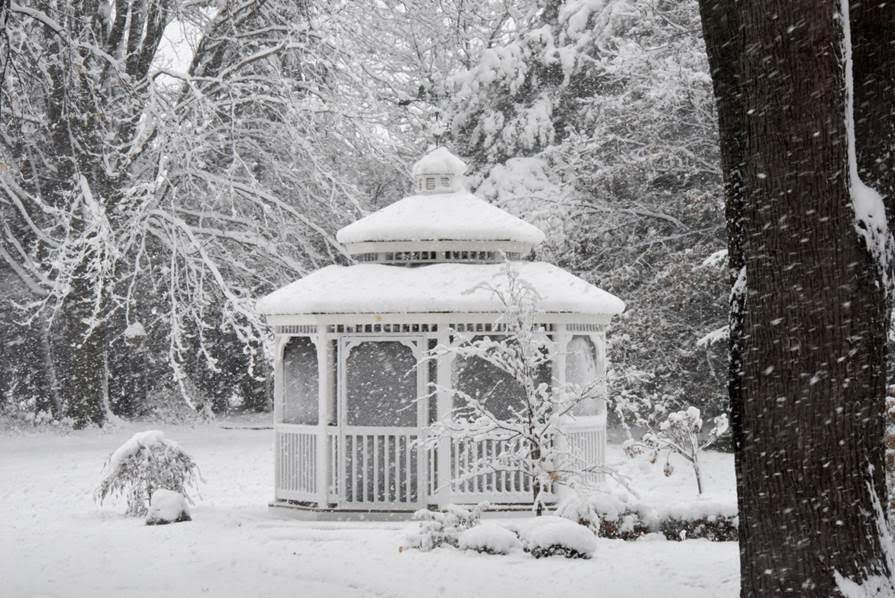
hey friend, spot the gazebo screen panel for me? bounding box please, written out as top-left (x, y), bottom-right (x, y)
top-left (345, 340), bottom-right (418, 427)
top-left (451, 335), bottom-right (551, 421)
top-left (282, 336), bottom-right (319, 424)
top-left (566, 335), bottom-right (603, 416)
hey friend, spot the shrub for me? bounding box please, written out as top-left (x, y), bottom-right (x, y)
top-left (557, 492), bottom-right (738, 542)
top-left (404, 503), bottom-right (488, 551)
top-left (95, 430), bottom-right (200, 516)
top-left (458, 522), bottom-right (521, 555)
top-left (517, 516), bottom-right (597, 559)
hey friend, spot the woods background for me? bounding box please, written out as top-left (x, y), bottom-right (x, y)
top-left (0, 0), bottom-right (729, 427)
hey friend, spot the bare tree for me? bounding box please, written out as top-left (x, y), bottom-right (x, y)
top-left (0, 1), bottom-right (400, 424)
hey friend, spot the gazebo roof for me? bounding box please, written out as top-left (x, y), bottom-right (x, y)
top-left (256, 262), bottom-right (625, 316)
top-left (335, 190), bottom-right (546, 246)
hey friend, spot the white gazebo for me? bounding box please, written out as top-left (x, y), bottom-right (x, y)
top-left (257, 147), bottom-right (624, 515)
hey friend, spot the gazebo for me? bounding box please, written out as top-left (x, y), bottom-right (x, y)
top-left (257, 148), bottom-right (624, 515)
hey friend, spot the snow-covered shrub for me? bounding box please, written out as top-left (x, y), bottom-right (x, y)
top-left (557, 491), bottom-right (737, 541)
top-left (624, 406), bottom-right (728, 495)
top-left (95, 431), bottom-right (200, 516)
top-left (404, 503), bottom-right (488, 551)
top-left (145, 489), bottom-right (192, 525)
top-left (516, 516), bottom-right (597, 559)
top-left (458, 523), bottom-right (521, 555)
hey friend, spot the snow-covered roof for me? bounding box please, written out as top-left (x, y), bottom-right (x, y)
top-left (257, 262), bottom-right (625, 316)
top-left (336, 191), bottom-right (546, 245)
top-left (411, 147), bottom-right (467, 176)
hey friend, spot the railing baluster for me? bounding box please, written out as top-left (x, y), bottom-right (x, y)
top-left (404, 433), bottom-right (412, 503)
top-left (373, 435), bottom-right (380, 503)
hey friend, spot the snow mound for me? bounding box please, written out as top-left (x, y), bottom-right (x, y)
top-left (146, 489), bottom-right (191, 525)
top-left (458, 523), bottom-right (521, 555)
top-left (105, 430), bottom-right (169, 474)
top-left (123, 321), bottom-right (146, 340)
top-left (518, 516), bottom-right (597, 559)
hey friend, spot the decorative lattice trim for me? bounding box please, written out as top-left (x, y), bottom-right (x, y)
top-left (274, 324), bottom-right (317, 335)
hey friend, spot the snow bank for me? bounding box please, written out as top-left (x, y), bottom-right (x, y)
top-left (458, 523), bottom-right (521, 555)
top-left (146, 489), bottom-right (191, 525)
top-left (257, 262), bottom-right (625, 316)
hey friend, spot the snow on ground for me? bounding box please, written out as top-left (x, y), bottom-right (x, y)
top-left (0, 416), bottom-right (738, 598)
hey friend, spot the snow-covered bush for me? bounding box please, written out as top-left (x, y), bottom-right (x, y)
top-left (458, 523), bottom-right (521, 555)
top-left (95, 431), bottom-right (200, 516)
top-left (404, 503), bottom-right (488, 551)
top-left (624, 406), bottom-right (728, 495)
top-left (556, 491), bottom-right (737, 541)
top-left (516, 516), bottom-right (597, 559)
top-left (145, 489), bottom-right (192, 525)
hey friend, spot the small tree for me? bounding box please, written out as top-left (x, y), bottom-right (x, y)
top-left (623, 406), bottom-right (728, 495)
top-left (95, 431), bottom-right (201, 516)
top-left (428, 264), bottom-right (616, 515)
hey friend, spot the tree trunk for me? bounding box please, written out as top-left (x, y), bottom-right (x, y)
top-left (39, 316), bottom-right (63, 418)
top-left (699, 0), bottom-right (889, 594)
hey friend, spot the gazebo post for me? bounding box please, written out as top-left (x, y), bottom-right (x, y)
top-left (435, 326), bottom-right (453, 509)
top-left (553, 324), bottom-right (572, 502)
top-left (316, 325), bottom-right (331, 507)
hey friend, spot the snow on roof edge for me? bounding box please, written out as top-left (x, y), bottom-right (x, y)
top-left (256, 262), bottom-right (625, 317)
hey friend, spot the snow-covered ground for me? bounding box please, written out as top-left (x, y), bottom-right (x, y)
top-left (0, 417), bottom-right (738, 597)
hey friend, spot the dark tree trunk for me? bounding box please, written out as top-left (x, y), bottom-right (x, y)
top-left (696, 0), bottom-right (750, 558)
top-left (698, 0), bottom-right (890, 594)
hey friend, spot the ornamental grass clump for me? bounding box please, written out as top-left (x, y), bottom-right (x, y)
top-left (95, 430), bottom-right (200, 516)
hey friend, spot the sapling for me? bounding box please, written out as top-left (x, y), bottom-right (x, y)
top-left (95, 430), bottom-right (201, 516)
top-left (623, 406), bottom-right (728, 495)
top-left (426, 263), bottom-right (620, 515)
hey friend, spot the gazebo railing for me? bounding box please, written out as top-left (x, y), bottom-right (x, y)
top-left (276, 425), bottom-right (319, 501)
top-left (275, 419), bottom-right (606, 509)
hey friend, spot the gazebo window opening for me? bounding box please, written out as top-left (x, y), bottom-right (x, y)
top-left (282, 336), bottom-right (319, 425)
top-left (425, 177), bottom-right (436, 190)
top-left (451, 335), bottom-right (552, 422)
top-left (566, 335), bottom-right (603, 416)
top-left (345, 340), bottom-right (418, 427)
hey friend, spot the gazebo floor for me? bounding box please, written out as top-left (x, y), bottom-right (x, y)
top-left (267, 500), bottom-right (540, 521)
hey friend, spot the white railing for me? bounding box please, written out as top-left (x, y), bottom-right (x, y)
top-left (275, 425), bottom-right (318, 501)
top-left (446, 436), bottom-right (536, 504)
top-left (276, 419), bottom-right (606, 509)
top-left (337, 427), bottom-right (423, 508)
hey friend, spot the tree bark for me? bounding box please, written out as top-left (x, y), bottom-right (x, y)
top-left (699, 0), bottom-right (889, 594)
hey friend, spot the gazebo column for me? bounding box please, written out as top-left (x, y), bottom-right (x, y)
top-left (316, 326), bottom-right (331, 507)
top-left (553, 324), bottom-right (572, 501)
top-left (435, 327), bottom-right (454, 509)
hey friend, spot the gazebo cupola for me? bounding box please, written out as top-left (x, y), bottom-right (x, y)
top-left (257, 147), bottom-right (624, 517)
top-left (337, 149), bottom-right (545, 266)
top-left (412, 146), bottom-right (466, 194)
